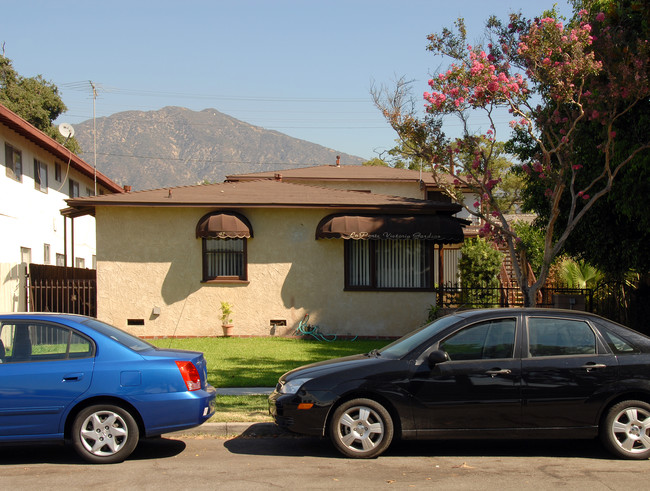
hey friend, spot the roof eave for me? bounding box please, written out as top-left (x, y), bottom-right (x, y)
top-left (0, 103), bottom-right (124, 194)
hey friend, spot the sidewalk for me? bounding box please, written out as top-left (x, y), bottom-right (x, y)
top-left (166, 387), bottom-right (283, 439)
top-left (217, 387), bottom-right (274, 396)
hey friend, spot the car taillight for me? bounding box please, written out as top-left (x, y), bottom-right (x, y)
top-left (175, 361), bottom-right (202, 391)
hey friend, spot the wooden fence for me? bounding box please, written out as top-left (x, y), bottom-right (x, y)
top-left (28, 264), bottom-right (97, 317)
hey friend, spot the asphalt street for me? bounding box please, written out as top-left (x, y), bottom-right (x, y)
top-left (1, 428), bottom-right (648, 490)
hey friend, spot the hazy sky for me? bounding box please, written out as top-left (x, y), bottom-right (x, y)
top-left (3, 0), bottom-right (572, 163)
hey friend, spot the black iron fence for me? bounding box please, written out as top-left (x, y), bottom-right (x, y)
top-left (438, 283), bottom-right (592, 311)
top-left (437, 279), bottom-right (648, 335)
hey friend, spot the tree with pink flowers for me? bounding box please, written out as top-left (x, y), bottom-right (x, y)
top-left (375, 5), bottom-right (649, 306)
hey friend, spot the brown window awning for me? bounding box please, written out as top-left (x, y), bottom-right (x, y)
top-left (196, 211), bottom-right (253, 239)
top-left (316, 214), bottom-right (468, 244)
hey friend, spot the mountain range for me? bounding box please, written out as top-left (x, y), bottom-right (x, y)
top-left (72, 106), bottom-right (366, 191)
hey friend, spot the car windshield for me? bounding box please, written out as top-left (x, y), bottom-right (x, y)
top-left (82, 318), bottom-right (154, 352)
top-left (379, 314), bottom-right (461, 358)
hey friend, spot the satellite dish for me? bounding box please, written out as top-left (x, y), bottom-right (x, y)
top-left (58, 123), bottom-right (75, 139)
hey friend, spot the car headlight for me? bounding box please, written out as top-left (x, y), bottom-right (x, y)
top-left (280, 377), bottom-right (312, 394)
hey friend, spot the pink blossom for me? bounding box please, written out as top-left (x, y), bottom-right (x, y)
top-left (596, 12), bottom-right (605, 22)
top-left (473, 201), bottom-right (480, 208)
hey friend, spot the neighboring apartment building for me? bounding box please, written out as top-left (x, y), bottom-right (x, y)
top-left (0, 103), bottom-right (124, 312)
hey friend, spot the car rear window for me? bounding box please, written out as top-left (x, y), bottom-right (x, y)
top-left (595, 319), bottom-right (649, 353)
top-left (81, 318), bottom-right (154, 352)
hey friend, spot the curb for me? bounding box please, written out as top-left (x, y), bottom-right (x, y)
top-left (166, 422), bottom-right (287, 438)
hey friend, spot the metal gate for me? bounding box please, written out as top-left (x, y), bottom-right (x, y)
top-left (27, 264), bottom-right (97, 317)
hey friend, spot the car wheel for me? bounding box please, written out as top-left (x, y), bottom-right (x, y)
top-left (601, 400), bottom-right (650, 460)
top-left (72, 404), bottom-right (139, 464)
top-left (328, 398), bottom-right (394, 458)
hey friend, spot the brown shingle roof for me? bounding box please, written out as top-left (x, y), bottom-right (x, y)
top-left (226, 164), bottom-right (451, 185)
top-left (65, 179), bottom-right (462, 216)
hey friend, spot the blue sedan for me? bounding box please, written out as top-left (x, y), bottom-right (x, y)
top-left (0, 313), bottom-right (216, 463)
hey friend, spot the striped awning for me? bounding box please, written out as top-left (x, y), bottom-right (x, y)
top-left (316, 214), bottom-right (467, 244)
top-left (195, 211), bottom-right (253, 239)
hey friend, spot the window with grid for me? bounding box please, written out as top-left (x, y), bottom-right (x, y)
top-left (346, 239), bottom-right (433, 290)
top-left (202, 238), bottom-right (247, 281)
top-left (4, 143), bottom-right (22, 182)
top-left (69, 179), bottom-right (79, 198)
top-left (34, 159), bottom-right (48, 192)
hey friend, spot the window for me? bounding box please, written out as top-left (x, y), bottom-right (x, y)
top-left (44, 244), bottom-right (51, 265)
top-left (34, 159), bottom-right (48, 192)
top-left (20, 247), bottom-right (31, 264)
top-left (55, 162), bottom-right (62, 182)
top-left (527, 317), bottom-right (597, 357)
top-left (56, 253), bottom-right (65, 266)
top-left (75, 257), bottom-right (85, 269)
top-left (0, 322), bottom-right (93, 363)
top-left (85, 186), bottom-right (93, 196)
top-left (427, 190), bottom-right (452, 203)
top-left (440, 318), bottom-right (516, 361)
top-left (600, 330), bottom-right (636, 353)
top-left (69, 179), bottom-right (79, 198)
top-left (346, 239), bottom-right (433, 290)
top-left (4, 143), bottom-right (22, 182)
top-left (202, 238), bottom-right (247, 281)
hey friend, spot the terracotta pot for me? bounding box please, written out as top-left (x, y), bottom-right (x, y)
top-left (222, 324), bottom-right (234, 337)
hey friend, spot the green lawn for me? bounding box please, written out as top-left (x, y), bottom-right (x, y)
top-left (150, 337), bottom-right (392, 388)
top-left (150, 337), bottom-right (392, 422)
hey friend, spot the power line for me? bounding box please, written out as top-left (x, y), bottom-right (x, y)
top-left (58, 81), bottom-right (369, 103)
top-left (82, 151), bottom-right (353, 167)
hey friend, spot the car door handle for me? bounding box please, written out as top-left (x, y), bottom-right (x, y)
top-left (63, 373), bottom-right (85, 382)
top-left (581, 363), bottom-right (607, 372)
top-left (485, 369), bottom-right (512, 377)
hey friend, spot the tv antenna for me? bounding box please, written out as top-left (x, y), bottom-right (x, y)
top-left (89, 81), bottom-right (98, 196)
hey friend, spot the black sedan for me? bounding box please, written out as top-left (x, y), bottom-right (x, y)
top-left (269, 309), bottom-right (650, 459)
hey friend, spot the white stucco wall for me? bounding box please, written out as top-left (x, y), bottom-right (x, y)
top-left (95, 206), bottom-right (438, 338)
top-left (1, 125), bottom-right (107, 312)
top-left (1, 128), bottom-right (100, 269)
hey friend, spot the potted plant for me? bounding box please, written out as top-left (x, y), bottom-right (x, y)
top-left (220, 301), bottom-right (234, 337)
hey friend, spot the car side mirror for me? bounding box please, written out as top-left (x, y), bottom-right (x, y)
top-left (427, 349), bottom-right (449, 367)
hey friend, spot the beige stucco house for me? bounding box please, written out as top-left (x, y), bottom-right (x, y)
top-left (65, 165), bottom-right (470, 338)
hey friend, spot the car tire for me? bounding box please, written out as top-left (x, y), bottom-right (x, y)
top-left (328, 398), bottom-right (394, 459)
top-left (71, 404), bottom-right (140, 464)
top-left (600, 400), bottom-right (650, 460)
